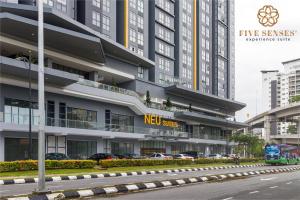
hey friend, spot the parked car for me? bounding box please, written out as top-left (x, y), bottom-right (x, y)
top-left (45, 153), bottom-right (69, 160)
top-left (222, 154), bottom-right (236, 159)
top-left (208, 154), bottom-right (222, 159)
top-left (114, 153), bottom-right (141, 159)
top-left (173, 154), bottom-right (194, 160)
top-left (88, 153), bottom-right (116, 163)
top-left (180, 151), bottom-right (205, 159)
top-left (149, 153), bottom-right (173, 160)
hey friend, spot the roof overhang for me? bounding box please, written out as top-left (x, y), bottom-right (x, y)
top-left (165, 85), bottom-right (246, 113)
top-left (0, 56), bottom-right (79, 86)
top-left (174, 111), bottom-right (249, 129)
top-left (0, 12), bottom-right (105, 63)
top-left (0, 3), bottom-right (155, 68)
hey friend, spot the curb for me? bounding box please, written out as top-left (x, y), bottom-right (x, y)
top-left (0, 164), bottom-right (266, 185)
top-left (5, 165), bottom-right (300, 200)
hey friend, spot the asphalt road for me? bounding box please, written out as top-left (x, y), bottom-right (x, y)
top-left (0, 165), bottom-right (295, 198)
top-left (99, 168), bottom-right (300, 200)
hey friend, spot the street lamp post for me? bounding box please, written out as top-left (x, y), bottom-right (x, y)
top-left (37, 0), bottom-right (46, 193)
top-left (19, 54), bottom-right (32, 160)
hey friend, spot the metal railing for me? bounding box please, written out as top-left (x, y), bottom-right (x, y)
top-left (1, 113), bottom-right (229, 141)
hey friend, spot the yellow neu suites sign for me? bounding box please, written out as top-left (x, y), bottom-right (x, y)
top-left (144, 114), bottom-right (178, 128)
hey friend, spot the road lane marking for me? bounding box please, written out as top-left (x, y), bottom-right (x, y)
top-left (0, 190), bottom-right (11, 193)
top-left (222, 197), bottom-right (233, 200)
top-left (269, 186), bottom-right (278, 189)
top-left (249, 191), bottom-right (259, 194)
top-left (168, 174), bottom-right (178, 176)
top-left (260, 177), bottom-right (277, 181)
top-left (286, 182), bottom-right (293, 184)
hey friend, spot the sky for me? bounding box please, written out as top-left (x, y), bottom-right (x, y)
top-left (235, 0), bottom-right (300, 121)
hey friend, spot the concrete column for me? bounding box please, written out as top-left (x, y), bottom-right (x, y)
top-left (165, 143), bottom-right (171, 154)
top-left (97, 139), bottom-right (105, 153)
top-left (0, 133), bottom-right (4, 161)
top-left (133, 141), bottom-right (141, 155)
top-left (264, 115), bottom-right (275, 143)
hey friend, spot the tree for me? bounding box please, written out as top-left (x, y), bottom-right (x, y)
top-left (289, 95), bottom-right (300, 103)
top-left (145, 90), bottom-right (151, 107)
top-left (287, 124), bottom-right (297, 134)
top-left (165, 97), bottom-right (172, 110)
top-left (230, 134), bottom-right (265, 158)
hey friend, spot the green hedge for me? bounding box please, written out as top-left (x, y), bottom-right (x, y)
top-left (0, 160), bottom-right (96, 172)
top-left (100, 158), bottom-right (262, 168)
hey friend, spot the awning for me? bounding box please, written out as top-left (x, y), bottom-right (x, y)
top-left (0, 12), bottom-right (105, 63)
top-left (165, 85), bottom-right (246, 113)
top-left (0, 3), bottom-right (155, 68)
top-left (174, 111), bottom-right (249, 129)
top-left (0, 56), bottom-right (79, 86)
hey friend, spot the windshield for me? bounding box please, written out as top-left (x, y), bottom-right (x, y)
top-left (265, 145), bottom-right (280, 155)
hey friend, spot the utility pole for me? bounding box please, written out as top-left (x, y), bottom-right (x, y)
top-left (37, 0), bottom-right (46, 193)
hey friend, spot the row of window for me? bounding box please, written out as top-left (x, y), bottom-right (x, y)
top-left (129, 12), bottom-right (144, 29)
top-left (43, 0), bottom-right (67, 12)
top-left (182, 0), bottom-right (192, 14)
top-left (92, 11), bottom-right (110, 32)
top-left (129, 29), bottom-right (144, 46)
top-left (158, 10), bottom-right (172, 28)
top-left (156, 0), bottom-right (172, 14)
top-left (158, 41), bottom-right (172, 57)
top-left (158, 26), bottom-right (172, 43)
top-left (129, 0), bottom-right (144, 13)
top-left (158, 57), bottom-right (171, 72)
top-left (92, 0), bottom-right (110, 13)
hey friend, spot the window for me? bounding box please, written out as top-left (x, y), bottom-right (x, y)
top-left (138, 66), bottom-right (144, 78)
top-left (183, 54), bottom-right (187, 64)
top-left (187, 56), bottom-right (192, 67)
top-left (129, 0), bottom-right (136, 9)
top-left (56, 0), bottom-right (67, 12)
top-left (183, 67), bottom-right (187, 78)
top-left (187, 30), bottom-right (192, 40)
top-left (92, 0), bottom-right (100, 8)
top-left (158, 42), bottom-right (164, 54)
top-left (187, 69), bottom-right (192, 80)
top-left (102, 0), bottom-right (110, 12)
top-left (159, 58), bottom-right (164, 69)
top-left (137, 16), bottom-right (143, 29)
top-left (165, 60), bottom-right (170, 72)
top-left (165, 31), bottom-right (171, 42)
top-left (137, 0), bottom-right (144, 13)
top-left (165, 0), bottom-right (171, 12)
top-left (165, 15), bottom-right (171, 27)
top-left (102, 15), bottom-right (110, 32)
top-left (129, 12), bottom-right (136, 26)
top-left (44, 0), bottom-right (53, 7)
top-left (137, 32), bottom-right (144, 46)
top-left (137, 48), bottom-right (144, 56)
top-left (187, 3), bottom-right (192, 14)
top-left (165, 45), bottom-right (170, 56)
top-left (183, 13), bottom-right (187, 24)
top-left (129, 29), bottom-right (136, 42)
top-left (187, 16), bottom-right (192, 26)
top-left (158, 27), bottom-right (164, 38)
top-left (92, 11), bottom-right (100, 27)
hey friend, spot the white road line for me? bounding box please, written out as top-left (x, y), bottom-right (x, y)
top-left (260, 177), bottom-right (277, 181)
top-left (269, 186), bottom-right (278, 189)
top-left (286, 182), bottom-right (293, 184)
top-left (0, 190), bottom-right (11, 193)
top-left (249, 191), bottom-right (259, 194)
top-left (222, 197), bottom-right (233, 200)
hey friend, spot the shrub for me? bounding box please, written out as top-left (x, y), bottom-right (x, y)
top-left (100, 158), bottom-right (262, 168)
top-left (0, 160), bottom-right (96, 172)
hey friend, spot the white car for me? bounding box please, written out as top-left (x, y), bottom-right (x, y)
top-left (174, 154), bottom-right (194, 160)
top-left (208, 154), bottom-right (222, 159)
top-left (149, 153), bottom-right (173, 160)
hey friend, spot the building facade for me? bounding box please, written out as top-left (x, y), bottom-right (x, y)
top-left (0, 0), bottom-right (245, 161)
top-left (261, 59), bottom-right (300, 135)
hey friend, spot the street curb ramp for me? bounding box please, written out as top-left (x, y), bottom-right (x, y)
top-left (5, 166), bottom-right (300, 200)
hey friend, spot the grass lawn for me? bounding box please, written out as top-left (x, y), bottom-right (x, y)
top-left (0, 161), bottom-right (264, 180)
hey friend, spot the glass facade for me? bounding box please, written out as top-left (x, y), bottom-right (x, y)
top-left (5, 138), bottom-right (38, 161)
top-left (4, 98), bottom-right (39, 126)
top-left (140, 141), bottom-right (166, 155)
top-left (111, 142), bottom-right (134, 154)
top-left (67, 140), bottom-right (97, 159)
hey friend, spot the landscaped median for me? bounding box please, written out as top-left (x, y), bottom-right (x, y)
top-left (5, 166), bottom-right (300, 200)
